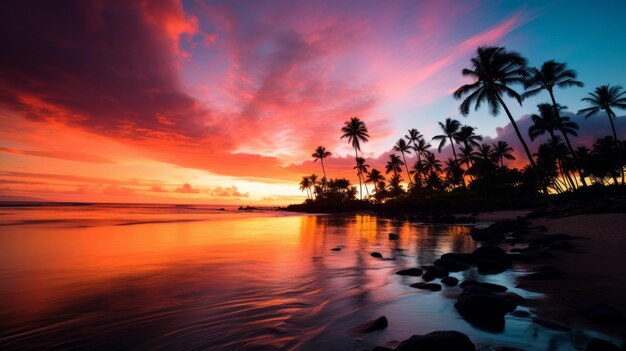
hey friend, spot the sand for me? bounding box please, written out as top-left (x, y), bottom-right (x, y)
top-left (518, 213), bottom-right (626, 339)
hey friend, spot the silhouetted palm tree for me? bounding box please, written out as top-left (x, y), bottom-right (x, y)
top-left (524, 60), bottom-right (587, 186)
top-left (453, 46), bottom-right (549, 197)
top-left (312, 146), bottom-right (332, 184)
top-left (365, 169), bottom-right (384, 195)
top-left (443, 157), bottom-right (464, 187)
top-left (455, 125), bottom-right (483, 150)
top-left (493, 141), bottom-right (516, 167)
top-left (341, 117), bottom-right (370, 199)
top-left (433, 118), bottom-right (464, 186)
top-left (578, 85), bottom-right (626, 143)
top-left (422, 151), bottom-right (442, 174)
top-left (393, 138), bottom-right (414, 185)
top-left (412, 138), bottom-right (431, 184)
top-left (385, 154), bottom-right (404, 176)
top-left (529, 104), bottom-right (580, 190)
top-left (353, 157), bottom-right (370, 197)
top-left (299, 176), bottom-right (312, 199)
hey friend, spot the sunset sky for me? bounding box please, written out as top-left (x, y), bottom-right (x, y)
top-left (1, 0), bottom-right (625, 204)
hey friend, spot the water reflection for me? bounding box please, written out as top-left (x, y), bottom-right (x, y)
top-left (0, 209), bottom-right (616, 350)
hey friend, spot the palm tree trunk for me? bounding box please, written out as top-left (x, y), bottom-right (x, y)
top-left (606, 109), bottom-right (625, 185)
top-left (549, 90), bottom-right (587, 187)
top-left (355, 149), bottom-right (362, 200)
top-left (448, 136), bottom-right (466, 188)
top-left (320, 159), bottom-right (328, 185)
top-left (496, 94), bottom-right (552, 201)
top-left (400, 151), bottom-right (413, 185)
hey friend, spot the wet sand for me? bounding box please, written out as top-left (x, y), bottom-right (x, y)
top-left (518, 213), bottom-right (626, 339)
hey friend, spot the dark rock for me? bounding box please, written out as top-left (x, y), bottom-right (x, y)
top-left (371, 346), bottom-right (394, 351)
top-left (365, 316), bottom-right (389, 332)
top-left (395, 268), bottom-right (423, 276)
top-left (510, 310), bottom-right (531, 318)
top-left (471, 245), bottom-right (511, 265)
top-left (441, 252), bottom-right (474, 264)
top-left (331, 247), bottom-right (342, 251)
top-left (479, 282), bottom-right (507, 293)
top-left (434, 258), bottom-right (470, 272)
top-left (476, 259), bottom-right (507, 274)
top-left (441, 276), bottom-right (459, 287)
top-left (410, 282), bottom-right (442, 291)
top-left (424, 265), bottom-right (449, 278)
top-left (532, 317), bottom-right (571, 331)
top-left (459, 279), bottom-right (480, 289)
top-left (581, 302), bottom-right (626, 324)
top-left (395, 331), bottom-right (475, 351)
top-left (501, 292), bottom-right (525, 305)
top-left (585, 338), bottom-right (621, 351)
top-left (371, 252), bottom-right (383, 258)
top-left (421, 272), bottom-right (436, 282)
top-left (455, 287), bottom-right (516, 332)
top-left (389, 233), bottom-right (399, 240)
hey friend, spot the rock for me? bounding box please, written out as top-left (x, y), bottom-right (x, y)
top-left (410, 282), bottom-right (442, 291)
top-left (510, 310), bottom-right (531, 318)
top-left (479, 282), bottom-right (507, 293)
top-left (471, 245), bottom-right (511, 265)
top-left (476, 259), bottom-right (507, 274)
top-left (441, 276), bottom-right (459, 287)
top-left (455, 287), bottom-right (516, 332)
top-left (371, 252), bottom-right (383, 258)
top-left (532, 317), bottom-right (571, 331)
top-left (371, 346), bottom-right (394, 351)
top-left (389, 233), bottom-right (399, 240)
top-left (459, 279), bottom-right (480, 289)
top-left (424, 265), bottom-right (449, 278)
top-left (585, 338), bottom-right (621, 351)
top-left (365, 316), bottom-right (389, 332)
top-left (441, 253), bottom-right (474, 264)
top-left (395, 331), bottom-right (475, 351)
top-left (581, 302), bottom-right (626, 324)
top-left (501, 292), bottom-right (525, 305)
top-left (434, 258), bottom-right (470, 272)
top-left (395, 268), bottom-right (423, 276)
top-left (331, 247), bottom-right (342, 251)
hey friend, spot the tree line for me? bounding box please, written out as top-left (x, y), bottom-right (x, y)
top-left (299, 46), bottom-right (626, 204)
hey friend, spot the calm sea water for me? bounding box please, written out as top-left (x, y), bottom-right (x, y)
top-left (0, 203), bottom-right (617, 350)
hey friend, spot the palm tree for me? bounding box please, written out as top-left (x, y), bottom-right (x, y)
top-left (312, 146), bottom-right (332, 184)
top-left (422, 151), bottom-right (442, 175)
top-left (524, 60), bottom-right (587, 186)
top-left (443, 158), bottom-right (463, 187)
top-left (432, 118), bottom-right (464, 186)
top-left (340, 117), bottom-right (370, 199)
top-left (455, 125), bottom-right (483, 150)
top-left (578, 85), bottom-right (626, 143)
top-left (529, 104), bottom-right (580, 190)
top-left (365, 169), bottom-right (384, 194)
top-left (385, 154), bottom-right (404, 176)
top-left (393, 138), bottom-right (414, 185)
top-left (299, 176), bottom-right (312, 199)
top-left (412, 138), bottom-right (431, 184)
top-left (492, 141), bottom-right (516, 167)
top-left (309, 174), bottom-right (318, 199)
top-left (453, 46), bottom-right (550, 197)
top-left (353, 157), bottom-right (370, 197)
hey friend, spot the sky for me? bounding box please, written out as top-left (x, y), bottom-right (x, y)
top-left (1, 0), bottom-right (625, 204)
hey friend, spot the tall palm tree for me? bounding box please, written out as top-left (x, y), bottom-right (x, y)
top-left (578, 85), bottom-right (626, 143)
top-left (312, 146), bottom-right (332, 184)
top-left (385, 154), bottom-right (404, 176)
top-left (432, 118), bottom-right (464, 186)
top-left (453, 46), bottom-right (550, 197)
top-left (422, 151), bottom-right (442, 175)
top-left (299, 176), bottom-right (312, 199)
top-left (492, 141), bottom-right (516, 167)
top-left (524, 60), bottom-right (587, 186)
top-left (309, 174), bottom-right (318, 198)
top-left (341, 117), bottom-right (370, 199)
top-left (393, 138), bottom-right (414, 185)
top-left (365, 169), bottom-right (384, 194)
top-left (455, 125), bottom-right (483, 150)
top-left (353, 157), bottom-right (370, 197)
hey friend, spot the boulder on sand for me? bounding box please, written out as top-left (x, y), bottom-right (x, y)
top-left (471, 245), bottom-right (511, 266)
top-left (395, 330), bottom-right (475, 351)
top-left (455, 287), bottom-right (516, 332)
top-left (434, 258), bottom-right (470, 272)
top-left (441, 276), bottom-right (459, 287)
